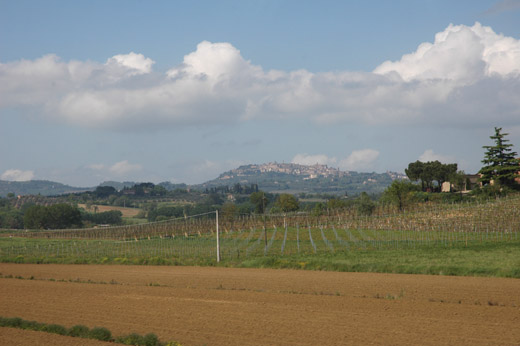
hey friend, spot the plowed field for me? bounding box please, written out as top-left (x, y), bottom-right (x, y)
top-left (0, 264), bottom-right (519, 345)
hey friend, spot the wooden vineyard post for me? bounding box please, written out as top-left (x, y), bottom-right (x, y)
top-left (216, 210), bottom-right (221, 263)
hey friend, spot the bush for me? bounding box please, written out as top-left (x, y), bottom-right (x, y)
top-left (0, 317), bottom-right (23, 327)
top-left (116, 333), bottom-right (145, 345)
top-left (89, 326), bottom-right (112, 341)
top-left (20, 319), bottom-right (45, 331)
top-left (68, 324), bottom-right (90, 338)
top-left (143, 333), bottom-right (161, 346)
top-left (42, 323), bottom-right (68, 335)
top-left (116, 332), bottom-right (161, 346)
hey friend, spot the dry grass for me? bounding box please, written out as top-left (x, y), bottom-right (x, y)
top-left (77, 205), bottom-right (141, 218)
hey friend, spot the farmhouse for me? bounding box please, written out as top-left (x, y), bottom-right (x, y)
top-left (441, 174), bottom-right (481, 193)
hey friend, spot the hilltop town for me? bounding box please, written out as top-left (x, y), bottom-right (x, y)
top-left (219, 162), bottom-right (350, 180)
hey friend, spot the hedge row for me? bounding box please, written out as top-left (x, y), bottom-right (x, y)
top-left (0, 316), bottom-right (181, 346)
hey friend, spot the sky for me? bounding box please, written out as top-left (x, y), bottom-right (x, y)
top-left (1, 0), bottom-right (520, 187)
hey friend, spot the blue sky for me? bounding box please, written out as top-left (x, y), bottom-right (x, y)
top-left (1, 0), bottom-right (520, 186)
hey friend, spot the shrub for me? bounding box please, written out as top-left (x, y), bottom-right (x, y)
top-left (143, 333), bottom-right (161, 346)
top-left (0, 317), bottom-right (23, 327)
top-left (89, 326), bottom-right (112, 341)
top-left (68, 324), bottom-right (90, 338)
top-left (165, 341), bottom-right (183, 346)
top-left (116, 332), bottom-right (160, 346)
top-left (116, 333), bottom-right (144, 345)
top-left (20, 319), bottom-right (44, 331)
top-left (42, 323), bottom-right (68, 335)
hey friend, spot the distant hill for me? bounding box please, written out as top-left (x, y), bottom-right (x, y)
top-left (1, 163), bottom-right (407, 198)
top-left (98, 181), bottom-right (138, 191)
top-left (99, 181), bottom-right (188, 191)
top-left (0, 180), bottom-right (92, 197)
top-left (196, 162), bottom-right (407, 195)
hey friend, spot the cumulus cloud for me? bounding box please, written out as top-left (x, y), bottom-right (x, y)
top-left (81, 161), bottom-right (143, 181)
top-left (339, 149), bottom-right (380, 171)
top-left (1, 169), bottom-right (35, 181)
top-left (1, 23), bottom-right (520, 130)
top-left (374, 22), bottom-right (520, 82)
top-left (292, 150), bottom-right (379, 172)
top-left (291, 154), bottom-right (338, 166)
top-left (108, 160), bottom-right (143, 176)
top-left (418, 150), bottom-right (457, 163)
top-left (106, 52), bottom-right (154, 76)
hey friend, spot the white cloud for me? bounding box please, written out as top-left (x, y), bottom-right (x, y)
top-left (1, 169), bottom-right (35, 181)
top-left (418, 150), bottom-right (457, 163)
top-left (374, 22), bottom-right (520, 82)
top-left (1, 23), bottom-right (520, 131)
top-left (292, 150), bottom-right (379, 172)
top-left (87, 164), bottom-right (105, 170)
top-left (167, 41), bottom-right (259, 81)
top-left (106, 52), bottom-right (154, 76)
top-left (291, 154), bottom-right (338, 166)
top-left (108, 161), bottom-right (143, 176)
top-left (339, 149), bottom-right (380, 171)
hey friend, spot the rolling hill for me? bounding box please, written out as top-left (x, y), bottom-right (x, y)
top-left (0, 180), bottom-right (92, 197)
top-left (1, 163), bottom-right (407, 197)
top-left (196, 162), bottom-right (406, 195)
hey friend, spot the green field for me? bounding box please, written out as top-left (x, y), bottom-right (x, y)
top-left (1, 227), bottom-right (519, 278)
top-left (1, 195), bottom-right (519, 278)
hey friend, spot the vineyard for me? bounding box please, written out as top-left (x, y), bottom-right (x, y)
top-left (1, 196), bottom-right (520, 267)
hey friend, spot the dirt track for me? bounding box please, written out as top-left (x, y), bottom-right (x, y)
top-left (0, 264), bottom-right (519, 345)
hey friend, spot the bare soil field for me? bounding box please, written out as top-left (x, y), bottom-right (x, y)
top-left (0, 264), bottom-right (519, 345)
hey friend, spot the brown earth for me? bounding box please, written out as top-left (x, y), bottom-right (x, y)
top-left (77, 204), bottom-right (142, 218)
top-left (0, 264), bottom-right (519, 346)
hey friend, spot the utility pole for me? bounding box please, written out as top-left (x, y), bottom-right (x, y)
top-left (263, 192), bottom-right (267, 250)
top-left (216, 210), bottom-right (220, 262)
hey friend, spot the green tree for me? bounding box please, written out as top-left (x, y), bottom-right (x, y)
top-left (23, 205), bottom-right (49, 229)
top-left (275, 194), bottom-right (299, 213)
top-left (430, 161), bottom-right (457, 191)
top-left (381, 180), bottom-right (418, 211)
top-left (312, 202), bottom-right (325, 216)
top-left (405, 161), bottom-right (425, 190)
top-left (24, 204), bottom-right (81, 229)
top-left (94, 186), bottom-right (117, 198)
top-left (405, 160), bottom-right (457, 192)
top-left (356, 192), bottom-right (375, 216)
top-left (326, 198), bottom-right (350, 211)
top-left (83, 210), bottom-right (123, 225)
top-left (450, 170), bottom-right (467, 194)
top-left (250, 191), bottom-right (268, 214)
top-left (221, 202), bottom-right (238, 222)
top-left (479, 127), bottom-right (520, 188)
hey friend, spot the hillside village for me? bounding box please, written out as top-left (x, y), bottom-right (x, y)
top-left (218, 162), bottom-right (350, 180)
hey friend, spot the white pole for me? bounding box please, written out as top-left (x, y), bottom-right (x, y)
top-left (216, 210), bottom-right (220, 262)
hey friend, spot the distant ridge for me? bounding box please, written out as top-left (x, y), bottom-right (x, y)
top-left (0, 163), bottom-right (407, 197)
top-left (197, 162), bottom-right (406, 195)
top-left (0, 180), bottom-right (92, 197)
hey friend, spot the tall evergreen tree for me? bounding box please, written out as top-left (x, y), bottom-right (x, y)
top-left (479, 127), bottom-right (520, 188)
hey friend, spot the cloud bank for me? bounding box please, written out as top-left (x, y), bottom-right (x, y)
top-left (1, 169), bottom-right (35, 181)
top-left (1, 23), bottom-right (520, 131)
top-left (292, 149), bottom-right (380, 172)
top-left (418, 150), bottom-right (457, 164)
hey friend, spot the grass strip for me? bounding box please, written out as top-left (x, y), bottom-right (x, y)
top-left (0, 316), bottom-right (181, 346)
